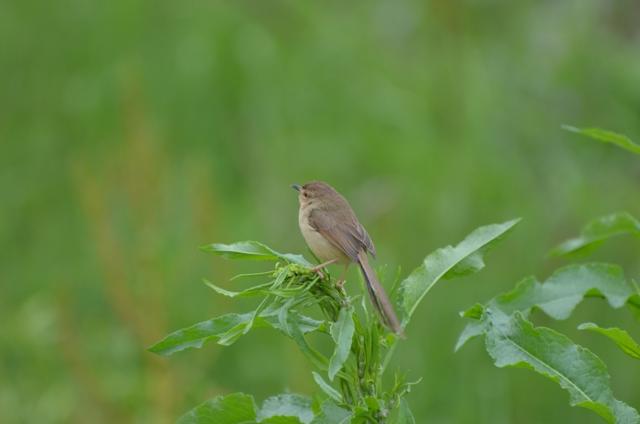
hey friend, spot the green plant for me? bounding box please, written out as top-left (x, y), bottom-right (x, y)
top-left (457, 127), bottom-right (640, 424)
top-left (148, 220), bottom-right (520, 423)
top-left (562, 125), bottom-right (640, 155)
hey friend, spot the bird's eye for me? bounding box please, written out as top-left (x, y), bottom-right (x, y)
top-left (302, 192), bottom-right (309, 198)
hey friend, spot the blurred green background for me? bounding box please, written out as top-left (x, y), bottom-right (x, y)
top-left (2, 0), bottom-right (640, 422)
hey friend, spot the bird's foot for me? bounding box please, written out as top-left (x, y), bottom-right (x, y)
top-left (310, 259), bottom-right (337, 279)
top-left (335, 278), bottom-right (346, 290)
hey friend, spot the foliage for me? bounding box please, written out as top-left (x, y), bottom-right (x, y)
top-left (484, 311), bottom-right (638, 424)
top-left (456, 264), bottom-right (640, 423)
top-left (550, 212), bottom-right (640, 257)
top-left (456, 263), bottom-right (640, 351)
top-left (458, 128), bottom-right (640, 423)
top-left (150, 221), bottom-right (518, 422)
top-left (562, 126), bottom-right (640, 155)
top-left (396, 219), bottom-right (521, 326)
top-left (578, 324), bottom-right (640, 361)
top-left (6, 1), bottom-right (640, 422)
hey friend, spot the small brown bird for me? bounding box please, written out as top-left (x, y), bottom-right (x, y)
top-left (292, 181), bottom-right (403, 335)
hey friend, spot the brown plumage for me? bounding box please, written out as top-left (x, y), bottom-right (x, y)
top-left (293, 181), bottom-right (403, 335)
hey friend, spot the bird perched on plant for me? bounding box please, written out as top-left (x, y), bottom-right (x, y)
top-left (292, 181), bottom-right (403, 336)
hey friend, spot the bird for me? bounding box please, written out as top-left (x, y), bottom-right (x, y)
top-left (292, 181), bottom-right (403, 336)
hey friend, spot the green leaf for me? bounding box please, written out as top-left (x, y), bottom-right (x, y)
top-left (262, 309), bottom-right (326, 335)
top-left (148, 313), bottom-right (251, 356)
top-left (328, 306), bottom-right (355, 381)
top-left (550, 212), bottom-right (640, 257)
top-left (148, 310), bottom-right (324, 356)
top-left (461, 303), bottom-right (484, 319)
top-left (389, 398), bottom-right (415, 424)
top-left (286, 321), bottom-right (330, 370)
top-left (579, 323), bottom-right (640, 360)
top-left (242, 295), bottom-right (271, 336)
top-left (177, 392), bottom-right (257, 424)
top-left (484, 311), bottom-right (639, 424)
top-left (454, 319), bottom-right (485, 352)
top-left (200, 241), bottom-right (313, 266)
top-left (260, 418), bottom-right (303, 424)
top-left (310, 400), bottom-right (352, 424)
top-left (363, 396), bottom-right (380, 413)
top-left (562, 125), bottom-right (640, 155)
top-left (277, 298), bottom-right (295, 337)
top-left (631, 280), bottom-right (640, 321)
top-left (263, 300), bottom-right (329, 370)
top-left (258, 394), bottom-right (313, 424)
top-left (492, 264), bottom-right (632, 319)
top-left (311, 372), bottom-right (342, 403)
top-left (218, 321), bottom-right (252, 346)
top-left (457, 263), bottom-right (639, 350)
top-left (397, 218), bottom-right (520, 327)
top-left (204, 279), bottom-right (272, 298)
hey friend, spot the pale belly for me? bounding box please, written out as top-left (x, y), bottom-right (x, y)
top-left (299, 209), bottom-right (349, 264)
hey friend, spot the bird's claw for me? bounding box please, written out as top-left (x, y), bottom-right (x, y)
top-left (313, 269), bottom-right (326, 280)
top-left (310, 259), bottom-right (337, 279)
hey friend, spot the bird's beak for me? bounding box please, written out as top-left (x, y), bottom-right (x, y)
top-left (291, 183), bottom-right (302, 192)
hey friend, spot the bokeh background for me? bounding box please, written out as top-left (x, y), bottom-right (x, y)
top-left (2, 0), bottom-right (640, 422)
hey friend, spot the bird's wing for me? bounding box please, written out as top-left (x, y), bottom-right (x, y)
top-left (358, 223), bottom-right (376, 258)
top-left (308, 208), bottom-right (375, 260)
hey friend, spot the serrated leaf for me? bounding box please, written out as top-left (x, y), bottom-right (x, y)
top-left (148, 313), bottom-right (251, 356)
top-left (550, 212), bottom-right (640, 257)
top-left (493, 264), bottom-right (632, 319)
top-left (484, 311), bottom-right (639, 424)
top-left (563, 125), bottom-right (640, 155)
top-left (328, 306), bottom-right (355, 381)
top-left (397, 219), bottom-right (520, 327)
top-left (312, 372), bottom-right (342, 403)
top-left (457, 263), bottom-right (639, 350)
top-left (310, 400), bottom-right (352, 424)
top-left (177, 392), bottom-right (257, 424)
top-left (201, 241), bottom-right (313, 266)
top-left (257, 394), bottom-right (313, 424)
top-left (148, 310), bottom-right (324, 356)
top-left (579, 323), bottom-right (640, 360)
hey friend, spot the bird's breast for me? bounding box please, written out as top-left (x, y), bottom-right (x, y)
top-left (298, 205), bottom-right (349, 263)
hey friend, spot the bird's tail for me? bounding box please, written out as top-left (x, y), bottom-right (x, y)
top-left (357, 251), bottom-right (405, 337)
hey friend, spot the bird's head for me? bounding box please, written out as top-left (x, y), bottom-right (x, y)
top-left (291, 181), bottom-right (337, 207)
